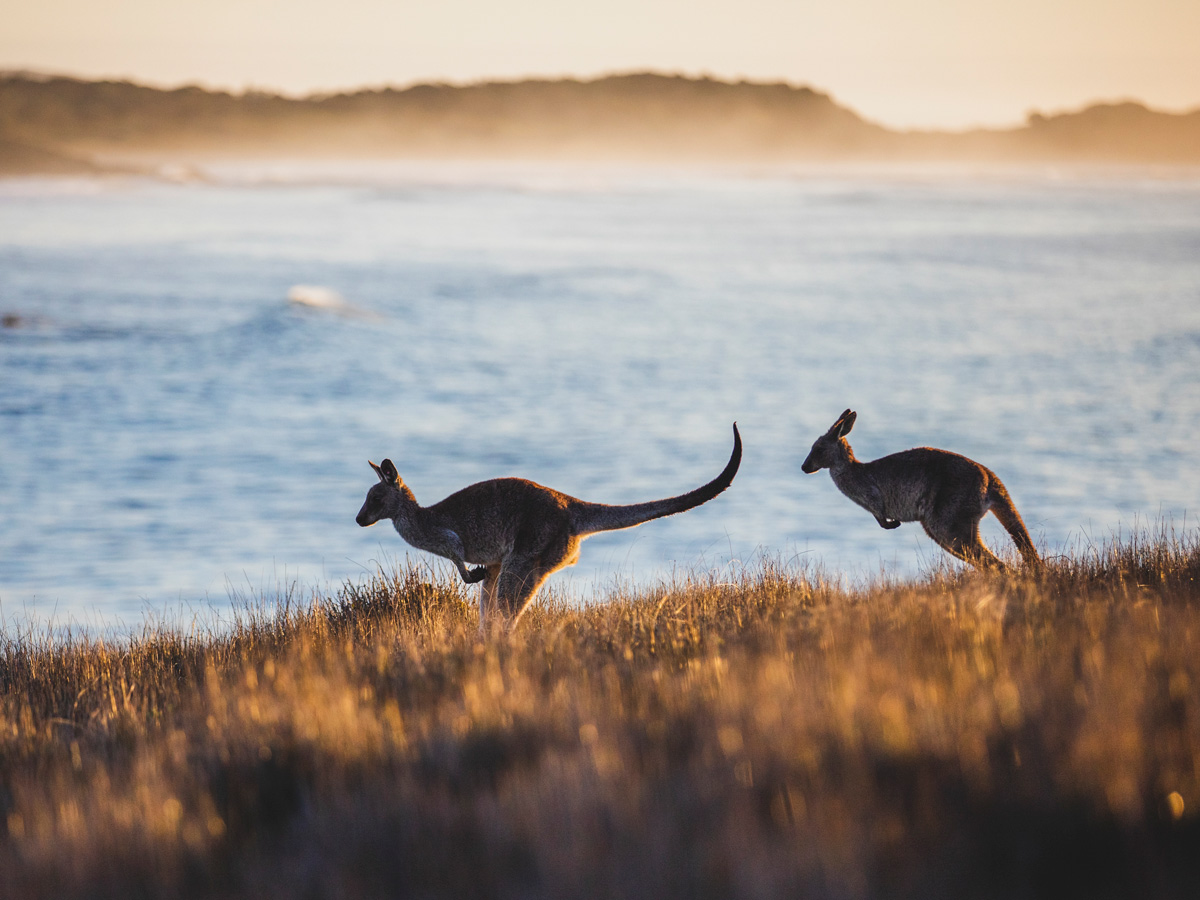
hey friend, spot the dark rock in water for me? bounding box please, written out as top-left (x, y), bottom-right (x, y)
top-left (2, 313), bottom-right (22, 328)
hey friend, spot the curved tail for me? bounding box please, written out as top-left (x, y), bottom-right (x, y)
top-left (988, 480), bottom-right (1041, 568)
top-left (570, 424), bottom-right (742, 536)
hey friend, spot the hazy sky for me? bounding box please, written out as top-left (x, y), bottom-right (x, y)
top-left (3, 0), bottom-right (1198, 129)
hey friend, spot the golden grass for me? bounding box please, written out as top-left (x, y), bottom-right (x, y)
top-left (3, 530), bottom-right (1199, 899)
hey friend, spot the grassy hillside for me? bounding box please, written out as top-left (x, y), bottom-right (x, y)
top-left (2, 72), bottom-right (1198, 173)
top-left (0, 72), bottom-right (892, 164)
top-left (2, 531), bottom-right (1198, 898)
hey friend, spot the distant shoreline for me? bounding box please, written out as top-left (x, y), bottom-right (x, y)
top-left (2, 71), bottom-right (1199, 176)
top-left (7, 158), bottom-right (1200, 189)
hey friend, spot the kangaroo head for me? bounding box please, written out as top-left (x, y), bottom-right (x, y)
top-left (356, 458), bottom-right (404, 526)
top-left (801, 409), bottom-right (857, 473)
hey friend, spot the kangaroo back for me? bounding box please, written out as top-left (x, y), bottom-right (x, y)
top-left (988, 481), bottom-right (1041, 568)
top-left (570, 424), bottom-right (742, 536)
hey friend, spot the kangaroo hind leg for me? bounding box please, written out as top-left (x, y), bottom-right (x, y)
top-left (923, 514), bottom-right (1005, 572)
top-left (493, 555), bottom-right (552, 626)
top-left (496, 538), bottom-right (579, 627)
top-left (477, 565), bottom-right (503, 634)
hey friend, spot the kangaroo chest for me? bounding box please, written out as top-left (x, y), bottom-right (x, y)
top-left (831, 466), bottom-right (928, 522)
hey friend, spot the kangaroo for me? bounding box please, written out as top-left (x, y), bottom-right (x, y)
top-left (357, 424), bottom-right (742, 629)
top-left (801, 409), bottom-right (1039, 571)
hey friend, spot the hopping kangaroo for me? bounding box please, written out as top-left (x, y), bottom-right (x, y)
top-left (357, 424), bottom-right (742, 629)
top-left (801, 410), bottom-right (1039, 571)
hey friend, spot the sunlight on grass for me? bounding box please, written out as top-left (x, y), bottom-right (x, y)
top-left (2, 529), bottom-right (1199, 897)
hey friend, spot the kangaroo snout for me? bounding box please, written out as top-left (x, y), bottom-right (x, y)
top-left (355, 481), bottom-right (388, 527)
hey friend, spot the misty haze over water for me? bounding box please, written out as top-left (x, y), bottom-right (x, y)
top-left (1, 163), bottom-right (1198, 629)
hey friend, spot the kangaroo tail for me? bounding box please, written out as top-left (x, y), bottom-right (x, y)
top-left (570, 424), bottom-right (742, 536)
top-left (988, 479), bottom-right (1041, 568)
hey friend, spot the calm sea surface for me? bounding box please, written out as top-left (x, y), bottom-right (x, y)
top-left (2, 163), bottom-right (1199, 630)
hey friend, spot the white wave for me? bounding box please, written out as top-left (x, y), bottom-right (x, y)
top-left (286, 285), bottom-right (381, 319)
top-left (287, 284), bottom-right (346, 308)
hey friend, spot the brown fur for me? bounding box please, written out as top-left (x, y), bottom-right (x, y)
top-left (801, 409), bottom-right (1040, 571)
top-left (357, 424), bottom-right (742, 630)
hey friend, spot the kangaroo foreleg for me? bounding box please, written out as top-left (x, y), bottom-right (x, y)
top-left (450, 556), bottom-right (487, 584)
top-left (460, 565), bottom-right (488, 584)
top-left (428, 528), bottom-right (488, 584)
top-left (855, 480), bottom-right (899, 529)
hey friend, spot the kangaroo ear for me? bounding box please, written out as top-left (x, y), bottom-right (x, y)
top-left (837, 411), bottom-right (857, 437)
top-left (828, 408), bottom-right (852, 435)
top-left (379, 459), bottom-right (400, 483)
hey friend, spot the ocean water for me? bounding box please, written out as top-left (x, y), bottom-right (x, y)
top-left (2, 163), bottom-right (1199, 630)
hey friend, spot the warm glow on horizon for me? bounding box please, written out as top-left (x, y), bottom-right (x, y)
top-left (3, 0), bottom-right (1198, 130)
